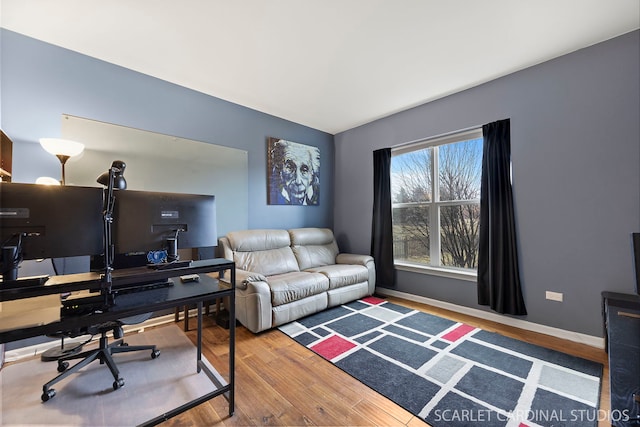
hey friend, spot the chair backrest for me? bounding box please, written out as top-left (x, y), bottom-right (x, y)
top-left (222, 229), bottom-right (300, 276)
top-left (289, 228), bottom-right (339, 270)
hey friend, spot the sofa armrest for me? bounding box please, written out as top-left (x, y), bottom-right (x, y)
top-left (219, 268), bottom-right (273, 333)
top-left (336, 253), bottom-right (376, 292)
top-left (233, 268), bottom-right (268, 290)
top-left (336, 253), bottom-right (373, 266)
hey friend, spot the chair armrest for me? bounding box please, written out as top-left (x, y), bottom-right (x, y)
top-left (336, 253), bottom-right (374, 267)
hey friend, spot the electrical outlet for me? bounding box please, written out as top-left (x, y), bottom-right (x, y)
top-left (545, 291), bottom-right (563, 302)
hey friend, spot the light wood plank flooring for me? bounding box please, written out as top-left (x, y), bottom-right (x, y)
top-left (165, 295), bottom-right (609, 427)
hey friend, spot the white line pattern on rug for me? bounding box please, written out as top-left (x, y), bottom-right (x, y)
top-left (280, 297), bottom-right (603, 427)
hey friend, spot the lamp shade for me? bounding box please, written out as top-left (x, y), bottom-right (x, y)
top-left (35, 176), bottom-right (62, 185)
top-left (39, 138), bottom-right (85, 157)
top-left (97, 160), bottom-right (127, 190)
top-left (113, 175), bottom-right (127, 190)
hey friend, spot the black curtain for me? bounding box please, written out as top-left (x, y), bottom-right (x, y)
top-left (477, 119), bottom-right (527, 315)
top-left (371, 148), bottom-right (396, 288)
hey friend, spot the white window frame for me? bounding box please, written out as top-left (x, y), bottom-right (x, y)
top-left (391, 127), bottom-right (482, 281)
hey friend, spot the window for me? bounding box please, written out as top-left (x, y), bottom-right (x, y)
top-left (391, 128), bottom-right (482, 274)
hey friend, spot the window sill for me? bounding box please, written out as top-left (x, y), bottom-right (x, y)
top-left (394, 261), bottom-right (477, 282)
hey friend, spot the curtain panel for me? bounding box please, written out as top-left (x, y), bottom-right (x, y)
top-left (371, 148), bottom-right (396, 288)
top-left (477, 119), bottom-right (527, 315)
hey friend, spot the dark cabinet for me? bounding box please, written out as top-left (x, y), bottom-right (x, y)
top-left (603, 292), bottom-right (640, 426)
top-left (1, 130), bottom-right (13, 182)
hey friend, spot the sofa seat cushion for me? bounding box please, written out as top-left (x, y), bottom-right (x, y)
top-left (269, 272), bottom-right (329, 306)
top-left (305, 264), bottom-right (369, 289)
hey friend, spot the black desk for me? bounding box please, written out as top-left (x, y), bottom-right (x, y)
top-left (0, 258), bottom-right (235, 427)
top-left (602, 292), bottom-right (640, 426)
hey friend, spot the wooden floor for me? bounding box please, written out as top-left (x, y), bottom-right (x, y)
top-left (164, 295), bottom-right (609, 427)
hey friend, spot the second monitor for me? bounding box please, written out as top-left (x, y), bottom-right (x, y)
top-left (112, 189), bottom-right (217, 265)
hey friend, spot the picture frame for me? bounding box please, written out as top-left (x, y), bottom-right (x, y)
top-left (267, 137), bottom-right (320, 205)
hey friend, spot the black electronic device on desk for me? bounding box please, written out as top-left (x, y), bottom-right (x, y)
top-left (113, 189), bottom-right (216, 266)
top-left (0, 183), bottom-right (103, 282)
top-left (0, 183), bottom-right (104, 360)
top-left (93, 188), bottom-right (217, 301)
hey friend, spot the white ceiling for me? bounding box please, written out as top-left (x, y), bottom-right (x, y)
top-left (1, 0), bottom-right (638, 134)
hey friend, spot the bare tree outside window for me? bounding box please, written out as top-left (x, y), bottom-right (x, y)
top-left (391, 149), bottom-right (432, 264)
top-left (391, 136), bottom-right (482, 271)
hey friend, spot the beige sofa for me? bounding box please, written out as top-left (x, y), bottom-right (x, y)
top-left (219, 228), bottom-right (375, 333)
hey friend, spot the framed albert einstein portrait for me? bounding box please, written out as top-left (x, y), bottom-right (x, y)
top-left (267, 137), bottom-right (320, 205)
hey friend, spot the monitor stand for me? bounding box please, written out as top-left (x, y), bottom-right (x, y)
top-left (1, 245), bottom-right (19, 281)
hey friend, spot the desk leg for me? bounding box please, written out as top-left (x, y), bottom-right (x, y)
top-left (229, 268), bottom-right (236, 416)
top-left (197, 301), bottom-right (203, 373)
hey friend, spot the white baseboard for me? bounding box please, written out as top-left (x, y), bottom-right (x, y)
top-left (375, 287), bottom-right (604, 349)
top-left (5, 292), bottom-right (603, 365)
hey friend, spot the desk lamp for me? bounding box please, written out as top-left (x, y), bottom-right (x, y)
top-left (96, 160), bottom-right (127, 307)
top-left (39, 138), bottom-right (85, 185)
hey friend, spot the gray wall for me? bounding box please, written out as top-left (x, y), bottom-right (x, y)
top-left (2, 28), bottom-right (639, 339)
top-left (0, 29), bottom-right (332, 351)
top-left (334, 30), bottom-right (640, 337)
top-left (0, 29), bottom-right (334, 233)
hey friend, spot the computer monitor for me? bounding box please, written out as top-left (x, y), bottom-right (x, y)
top-left (0, 183), bottom-right (103, 281)
top-left (111, 189), bottom-right (217, 264)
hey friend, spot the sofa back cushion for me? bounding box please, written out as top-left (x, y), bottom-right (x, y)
top-left (289, 228), bottom-right (339, 270)
top-left (226, 229), bottom-right (300, 276)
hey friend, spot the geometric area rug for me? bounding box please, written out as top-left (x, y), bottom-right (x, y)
top-left (279, 297), bottom-right (603, 427)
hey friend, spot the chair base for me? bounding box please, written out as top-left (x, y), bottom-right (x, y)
top-left (40, 342), bottom-right (84, 362)
top-left (41, 332), bottom-right (160, 402)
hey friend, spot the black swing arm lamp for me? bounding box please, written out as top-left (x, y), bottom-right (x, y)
top-left (96, 160), bottom-right (127, 308)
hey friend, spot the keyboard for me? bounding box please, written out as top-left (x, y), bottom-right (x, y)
top-left (148, 260), bottom-right (192, 270)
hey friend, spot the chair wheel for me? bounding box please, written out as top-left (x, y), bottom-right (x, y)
top-left (57, 361), bottom-right (69, 372)
top-left (151, 349), bottom-right (160, 359)
top-left (41, 389), bottom-right (56, 402)
top-left (113, 378), bottom-right (125, 390)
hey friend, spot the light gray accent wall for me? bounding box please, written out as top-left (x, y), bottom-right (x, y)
top-left (334, 31), bottom-right (640, 337)
top-left (0, 29), bottom-right (334, 232)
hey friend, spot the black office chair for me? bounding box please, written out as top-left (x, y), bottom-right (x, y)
top-left (41, 314), bottom-right (160, 402)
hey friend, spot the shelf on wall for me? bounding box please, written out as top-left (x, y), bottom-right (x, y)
top-left (1, 130), bottom-right (13, 182)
